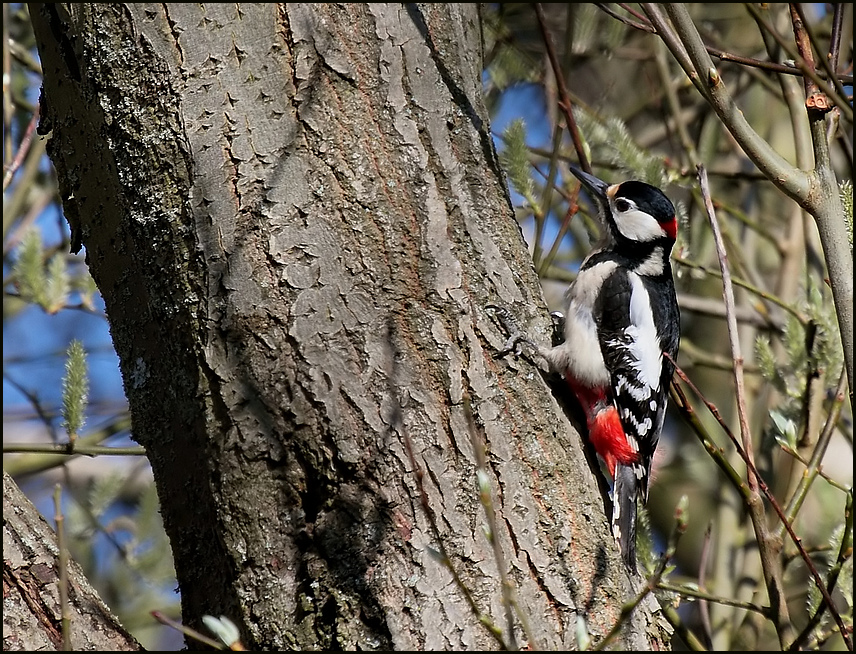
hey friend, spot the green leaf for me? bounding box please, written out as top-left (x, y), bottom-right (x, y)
top-left (574, 108), bottom-right (672, 188)
top-left (755, 335), bottom-right (779, 384)
top-left (572, 4), bottom-right (600, 55)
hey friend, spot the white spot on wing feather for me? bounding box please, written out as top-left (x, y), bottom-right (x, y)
top-left (622, 409), bottom-right (653, 436)
top-left (614, 373), bottom-right (652, 402)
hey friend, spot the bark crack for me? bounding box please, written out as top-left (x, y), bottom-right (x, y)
top-left (161, 4), bottom-right (185, 70)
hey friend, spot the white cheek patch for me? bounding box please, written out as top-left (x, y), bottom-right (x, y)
top-left (613, 207), bottom-right (665, 242)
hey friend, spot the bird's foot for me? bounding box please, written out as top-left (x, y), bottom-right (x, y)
top-left (486, 304), bottom-right (541, 360)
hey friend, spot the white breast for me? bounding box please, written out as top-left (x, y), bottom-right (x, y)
top-left (544, 260), bottom-right (617, 386)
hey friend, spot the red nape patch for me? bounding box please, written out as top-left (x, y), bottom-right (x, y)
top-left (662, 217), bottom-right (678, 241)
top-left (589, 407), bottom-right (637, 478)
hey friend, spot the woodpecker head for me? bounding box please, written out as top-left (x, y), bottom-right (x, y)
top-left (570, 166), bottom-right (677, 248)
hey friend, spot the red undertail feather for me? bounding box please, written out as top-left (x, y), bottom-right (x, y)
top-left (589, 406), bottom-right (637, 478)
top-left (566, 378), bottom-right (638, 478)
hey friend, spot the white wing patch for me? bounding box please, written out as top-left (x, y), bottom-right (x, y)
top-left (605, 272), bottom-right (664, 453)
top-left (626, 433), bottom-right (640, 453)
top-left (626, 273), bottom-right (663, 390)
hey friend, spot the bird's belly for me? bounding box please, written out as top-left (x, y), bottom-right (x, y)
top-left (563, 303), bottom-right (609, 387)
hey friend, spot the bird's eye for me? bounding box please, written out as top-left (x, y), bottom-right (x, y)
top-left (615, 198), bottom-right (631, 212)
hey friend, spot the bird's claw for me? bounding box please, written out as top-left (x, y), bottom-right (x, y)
top-left (486, 304), bottom-right (537, 359)
top-left (496, 334), bottom-right (532, 359)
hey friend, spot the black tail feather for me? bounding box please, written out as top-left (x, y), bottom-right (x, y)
top-left (612, 463), bottom-right (638, 572)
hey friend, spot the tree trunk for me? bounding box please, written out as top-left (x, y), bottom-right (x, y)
top-left (2, 472), bottom-right (142, 651)
top-left (29, 3), bottom-right (668, 650)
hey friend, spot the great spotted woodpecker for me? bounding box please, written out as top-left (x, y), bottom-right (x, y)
top-left (491, 165), bottom-right (680, 572)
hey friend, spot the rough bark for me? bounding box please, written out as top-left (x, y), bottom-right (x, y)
top-left (2, 472), bottom-right (142, 651)
top-left (29, 3), bottom-right (669, 650)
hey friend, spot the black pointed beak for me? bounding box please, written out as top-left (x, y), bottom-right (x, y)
top-left (569, 165), bottom-right (610, 200)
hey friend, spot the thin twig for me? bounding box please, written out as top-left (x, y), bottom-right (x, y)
top-left (2, 101), bottom-right (40, 191)
top-left (595, 4), bottom-right (654, 33)
top-left (708, 43), bottom-right (853, 85)
top-left (667, 356), bottom-right (849, 650)
top-left (783, 370), bottom-right (852, 515)
top-left (658, 602), bottom-right (709, 651)
top-left (3, 442), bottom-right (147, 456)
top-left (4, 372), bottom-right (61, 443)
top-left (536, 5), bottom-right (577, 277)
top-left (789, 489), bottom-right (853, 651)
top-left (676, 294), bottom-right (781, 332)
top-left (791, 4), bottom-right (850, 109)
top-left (3, 3), bottom-right (13, 165)
top-left (657, 580), bottom-right (771, 617)
top-left (532, 3), bottom-right (590, 172)
top-left (53, 484), bottom-right (72, 651)
top-left (696, 523), bottom-right (714, 648)
top-left (590, 497), bottom-right (690, 651)
top-left (782, 369), bottom-right (852, 650)
top-left (2, 414), bottom-right (135, 477)
top-left (698, 164), bottom-right (792, 647)
top-left (827, 5), bottom-right (844, 82)
top-left (744, 4), bottom-right (851, 122)
top-left (387, 320), bottom-right (508, 649)
top-left (673, 256), bottom-right (808, 325)
top-left (151, 611), bottom-right (226, 650)
top-left (654, 38), bottom-right (699, 169)
top-left (464, 397), bottom-right (528, 651)
top-left (668, 380), bottom-right (752, 503)
top-left (598, 4), bottom-right (853, 84)
top-left (643, 4), bottom-right (812, 202)
top-left (697, 168), bottom-right (756, 492)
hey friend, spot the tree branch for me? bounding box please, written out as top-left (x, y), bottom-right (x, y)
top-left (645, 2), bottom-right (853, 422)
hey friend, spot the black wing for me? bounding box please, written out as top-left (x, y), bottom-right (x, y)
top-left (593, 268), bottom-right (668, 497)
